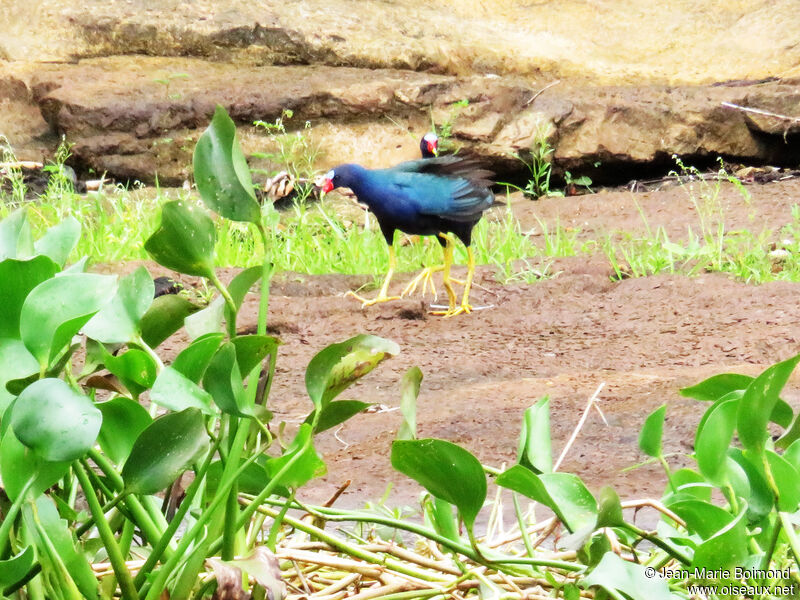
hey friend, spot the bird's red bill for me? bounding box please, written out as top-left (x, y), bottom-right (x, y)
top-left (321, 179), bottom-right (334, 193)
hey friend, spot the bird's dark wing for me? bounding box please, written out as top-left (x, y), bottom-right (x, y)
top-left (388, 155), bottom-right (494, 189)
top-left (382, 171), bottom-right (496, 223)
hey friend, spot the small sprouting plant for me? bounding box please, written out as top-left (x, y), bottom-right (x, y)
top-left (512, 125), bottom-right (556, 198)
top-left (0, 138), bottom-right (27, 206)
top-left (429, 98), bottom-right (469, 154)
top-left (564, 170), bottom-right (593, 193)
top-left (152, 72), bottom-right (190, 100)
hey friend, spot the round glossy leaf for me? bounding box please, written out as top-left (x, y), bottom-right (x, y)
top-left (304, 399), bottom-right (371, 433)
top-left (0, 427), bottom-right (70, 501)
top-left (667, 468), bottom-right (712, 503)
top-left (122, 408), bottom-right (209, 495)
top-left (83, 266), bottom-right (154, 343)
top-left (172, 333), bottom-right (225, 383)
top-left (150, 366), bottom-right (215, 414)
top-left (737, 354), bottom-right (800, 453)
top-left (691, 505), bottom-right (749, 570)
top-left (97, 397), bottom-right (152, 465)
top-left (144, 200), bottom-right (216, 278)
top-left (595, 485), bottom-right (624, 528)
top-left (194, 105), bottom-right (260, 224)
top-left (680, 373), bottom-right (753, 401)
top-left (0, 208), bottom-right (33, 260)
top-left (0, 255), bottom-right (60, 338)
top-left (638, 404), bottom-right (665, 458)
top-left (11, 378), bottom-right (101, 462)
top-left (584, 552), bottom-right (673, 600)
top-left (266, 424), bottom-right (326, 489)
top-left (101, 346), bottom-right (158, 398)
top-left (20, 272), bottom-right (117, 367)
top-left (397, 366), bottom-right (422, 441)
top-left (496, 464), bottom-right (597, 533)
top-left (34, 216), bottom-right (80, 267)
top-left (0, 546), bottom-right (35, 589)
top-left (0, 338), bottom-right (39, 419)
top-left (517, 397), bottom-right (552, 473)
top-left (203, 342), bottom-right (250, 416)
top-left (185, 296), bottom-right (225, 340)
top-left (766, 450), bottom-right (800, 511)
top-left (140, 294), bottom-right (201, 348)
top-left (232, 334), bottom-right (279, 378)
top-left (695, 393), bottom-right (739, 486)
top-left (391, 438), bottom-right (486, 530)
top-left (306, 334), bottom-right (399, 410)
top-left (224, 265), bottom-right (264, 326)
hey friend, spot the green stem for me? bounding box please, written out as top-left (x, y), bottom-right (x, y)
top-left (658, 455), bottom-right (677, 495)
top-left (0, 479), bottom-right (33, 556)
top-left (87, 449), bottom-right (170, 556)
top-left (142, 443), bottom-right (271, 600)
top-left (74, 462), bottom-right (138, 600)
top-left (266, 489), bottom-right (294, 551)
top-left (133, 437), bottom-right (220, 588)
top-left (29, 501), bottom-right (83, 600)
top-left (209, 273), bottom-right (238, 338)
top-left (625, 523), bottom-right (692, 565)
top-left (512, 493), bottom-right (535, 557)
top-left (779, 512), bottom-right (800, 570)
top-left (134, 335), bottom-right (165, 372)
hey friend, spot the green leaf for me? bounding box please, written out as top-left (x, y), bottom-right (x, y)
top-left (24, 495), bottom-right (98, 599)
top-left (34, 216), bottom-right (80, 267)
top-left (305, 400), bottom-right (371, 433)
top-left (727, 448), bottom-right (773, 519)
top-left (144, 200), bottom-right (216, 278)
top-left (96, 397), bottom-right (152, 465)
top-left (517, 397), bottom-right (552, 473)
top-left (397, 366), bottom-right (422, 441)
top-left (194, 105), bottom-right (260, 223)
top-left (595, 486), bottom-right (624, 528)
top-left (150, 366), bottom-right (215, 414)
top-left (20, 272), bottom-right (117, 367)
top-left (83, 266), bottom-right (154, 343)
top-left (203, 342), bottom-right (250, 416)
top-left (496, 465), bottom-right (597, 532)
top-left (584, 552), bottom-right (673, 600)
top-left (680, 373), bottom-right (753, 401)
top-left (0, 255), bottom-right (60, 338)
top-left (224, 265), bottom-right (263, 327)
top-left (0, 546), bottom-right (34, 589)
top-left (305, 334), bottom-right (399, 410)
top-left (266, 424), bottom-right (326, 489)
top-left (771, 398), bottom-right (794, 428)
top-left (765, 450), bottom-right (800, 511)
top-left (0, 208), bottom-right (33, 260)
top-left (391, 438), bottom-right (486, 530)
top-left (184, 296), bottom-right (225, 339)
top-left (140, 293), bottom-right (200, 348)
top-left (0, 428), bottom-right (70, 501)
top-left (784, 439), bottom-right (800, 472)
top-left (695, 392), bottom-right (740, 486)
top-left (11, 378), bottom-right (101, 461)
top-left (668, 499), bottom-right (738, 539)
top-left (667, 468), bottom-right (712, 502)
top-left (101, 346), bottom-right (158, 398)
top-left (737, 354), bottom-right (800, 453)
top-left (691, 505), bottom-right (749, 570)
top-left (172, 333), bottom-right (225, 383)
top-left (639, 404), bottom-right (666, 458)
top-left (0, 338), bottom-right (39, 419)
top-left (232, 334), bottom-right (279, 378)
top-left (122, 408), bottom-right (209, 494)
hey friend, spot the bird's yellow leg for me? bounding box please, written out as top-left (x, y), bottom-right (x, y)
top-left (401, 264), bottom-right (443, 299)
top-left (345, 244), bottom-right (401, 307)
top-left (443, 246), bottom-right (475, 318)
top-left (431, 238), bottom-right (458, 316)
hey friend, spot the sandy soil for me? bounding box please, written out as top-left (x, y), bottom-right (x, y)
top-left (102, 178), bottom-right (800, 510)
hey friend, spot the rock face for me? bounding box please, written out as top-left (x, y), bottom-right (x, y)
top-left (1, 0), bottom-right (800, 183)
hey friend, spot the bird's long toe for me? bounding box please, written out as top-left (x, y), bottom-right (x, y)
top-left (345, 289), bottom-right (401, 308)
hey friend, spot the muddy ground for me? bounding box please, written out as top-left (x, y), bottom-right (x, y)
top-left (105, 177), bottom-right (800, 513)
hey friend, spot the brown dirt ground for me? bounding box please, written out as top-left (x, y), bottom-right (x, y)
top-left (101, 178), bottom-right (800, 512)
